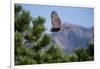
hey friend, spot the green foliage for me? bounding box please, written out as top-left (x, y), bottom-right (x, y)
top-left (32, 16), bottom-right (45, 40)
top-left (69, 54), bottom-right (78, 62)
top-left (32, 16), bottom-right (45, 25)
top-left (40, 34), bottom-right (51, 47)
top-left (15, 5), bottom-right (31, 32)
top-left (74, 43), bottom-right (94, 61)
top-left (15, 44), bottom-right (38, 65)
top-left (15, 32), bottom-right (23, 46)
top-left (75, 48), bottom-right (89, 61)
top-left (61, 54), bottom-right (70, 62)
top-left (42, 45), bottom-right (63, 63)
top-left (15, 4), bottom-right (22, 14)
top-left (15, 55), bottom-right (37, 65)
top-left (88, 44), bottom-right (94, 57)
top-left (87, 43), bottom-right (94, 60)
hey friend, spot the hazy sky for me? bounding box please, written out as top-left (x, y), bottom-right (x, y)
top-left (17, 4), bottom-right (94, 32)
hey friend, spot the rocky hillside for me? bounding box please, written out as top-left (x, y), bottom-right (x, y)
top-left (51, 23), bottom-right (93, 53)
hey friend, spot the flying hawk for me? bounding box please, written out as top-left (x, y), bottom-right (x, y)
top-left (51, 11), bottom-right (70, 32)
top-left (51, 11), bottom-right (61, 32)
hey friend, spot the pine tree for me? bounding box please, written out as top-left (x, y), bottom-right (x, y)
top-left (15, 5), bottom-right (37, 65)
top-left (15, 4), bottom-right (68, 65)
